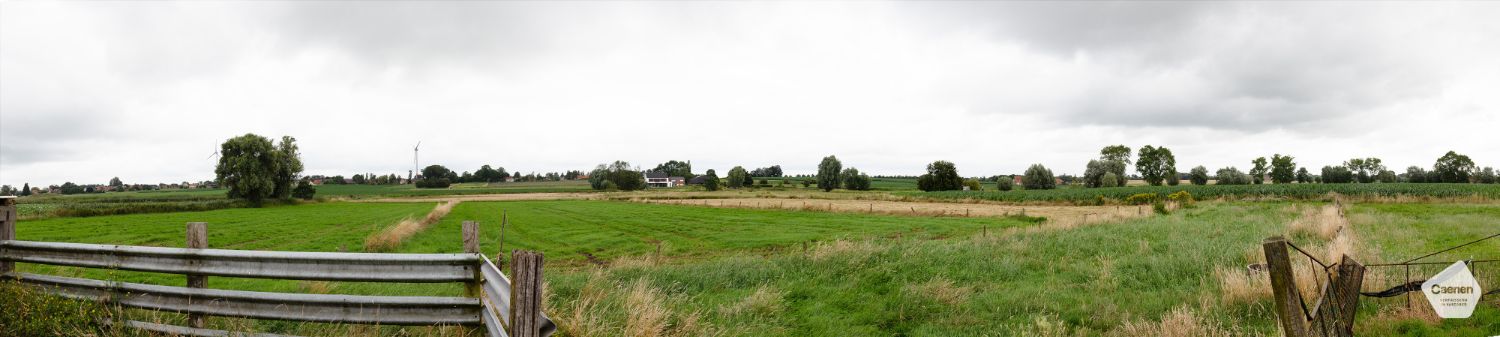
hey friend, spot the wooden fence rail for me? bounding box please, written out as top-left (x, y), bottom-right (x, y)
top-left (0, 198), bottom-right (553, 337)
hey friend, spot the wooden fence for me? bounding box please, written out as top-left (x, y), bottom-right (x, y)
top-left (0, 197), bottom-right (554, 337)
top-left (1263, 236), bottom-right (1364, 337)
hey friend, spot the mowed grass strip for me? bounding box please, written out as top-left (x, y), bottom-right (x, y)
top-left (396, 200), bottom-right (1040, 264)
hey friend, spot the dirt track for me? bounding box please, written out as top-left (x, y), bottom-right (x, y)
top-left (642, 198), bottom-right (1153, 223)
top-left (349, 193), bottom-right (598, 203)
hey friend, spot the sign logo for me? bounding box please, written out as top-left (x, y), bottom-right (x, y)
top-left (1422, 261), bottom-right (1483, 319)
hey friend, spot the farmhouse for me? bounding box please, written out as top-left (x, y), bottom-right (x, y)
top-left (645, 171), bottom-right (686, 187)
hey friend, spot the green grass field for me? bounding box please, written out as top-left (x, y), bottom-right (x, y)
top-left (316, 180), bottom-right (593, 198)
top-left (6, 198), bottom-right (1500, 336)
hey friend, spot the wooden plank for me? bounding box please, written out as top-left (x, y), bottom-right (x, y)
top-left (7, 272), bottom-right (483, 325)
top-left (116, 320), bottom-right (302, 337)
top-left (187, 222), bottom-right (208, 328)
top-left (0, 196), bottom-right (14, 275)
top-left (1263, 236), bottom-right (1309, 337)
top-left (509, 250), bottom-right (542, 337)
top-left (463, 221), bottom-right (483, 298)
top-left (0, 240), bottom-right (478, 282)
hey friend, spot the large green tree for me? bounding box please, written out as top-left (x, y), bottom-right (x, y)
top-left (841, 167), bottom-right (871, 191)
top-left (1249, 157), bottom-right (1268, 184)
top-left (215, 134), bottom-right (302, 204)
top-left (1022, 164), bottom-right (1056, 190)
top-left (1084, 159), bottom-right (1127, 188)
top-left (652, 160), bottom-right (694, 179)
top-left (587, 161), bottom-right (647, 191)
top-left (1189, 166), bottom-right (1209, 185)
top-left (1270, 154), bottom-right (1296, 184)
top-left (1100, 145), bottom-right (1133, 165)
top-left (917, 160), bottom-right (962, 192)
top-left (1433, 151), bottom-right (1476, 183)
top-left (702, 169), bottom-right (721, 191)
top-left (727, 166), bottom-right (749, 189)
top-left (1134, 145), bottom-right (1176, 186)
top-left (816, 155), bottom-right (842, 192)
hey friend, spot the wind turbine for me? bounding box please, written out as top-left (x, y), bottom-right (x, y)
top-left (412, 141), bottom-right (422, 182)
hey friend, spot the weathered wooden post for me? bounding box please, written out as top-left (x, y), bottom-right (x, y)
top-left (463, 221), bottom-right (482, 298)
top-left (186, 222), bottom-right (208, 329)
top-left (1311, 255), bottom-right (1364, 337)
top-left (1263, 236), bottom-right (1309, 337)
top-left (497, 211), bottom-right (508, 267)
top-left (0, 196), bottom-right (16, 275)
top-left (509, 250), bottom-right (544, 337)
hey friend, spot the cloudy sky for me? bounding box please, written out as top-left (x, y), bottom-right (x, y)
top-left (2, 1), bottom-right (1497, 187)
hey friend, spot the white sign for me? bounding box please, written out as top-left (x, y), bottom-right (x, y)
top-left (1422, 261), bottom-right (1483, 319)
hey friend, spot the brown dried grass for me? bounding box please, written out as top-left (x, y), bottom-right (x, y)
top-left (1110, 307), bottom-right (1239, 337)
top-left (721, 285), bottom-right (786, 316)
top-left (903, 277), bottom-right (974, 306)
top-left (1214, 266), bottom-right (1271, 305)
top-left (363, 200), bottom-right (459, 252)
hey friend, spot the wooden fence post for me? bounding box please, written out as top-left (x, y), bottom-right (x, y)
top-left (0, 197), bottom-right (16, 275)
top-left (509, 250), bottom-right (544, 337)
top-left (1311, 255), bottom-right (1364, 337)
top-left (497, 211), bottom-right (508, 268)
top-left (463, 221), bottom-right (481, 298)
top-left (186, 222), bottom-right (208, 329)
top-left (1263, 236), bottom-right (1309, 337)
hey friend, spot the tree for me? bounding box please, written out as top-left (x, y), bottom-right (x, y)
top-left (60, 182), bottom-right (85, 195)
top-left (1101, 172), bottom-right (1120, 187)
top-left (816, 156), bottom-right (842, 192)
top-left (1375, 170), bottom-right (1398, 183)
top-left (652, 160), bottom-right (694, 179)
top-left (1475, 167), bottom-right (1497, 184)
top-left (1246, 157), bottom-right (1267, 184)
top-left (1022, 164), bottom-right (1056, 190)
top-left (1100, 145), bottom-right (1132, 165)
top-left (1321, 166), bottom-right (1354, 184)
top-left (1215, 167), bottom-right (1250, 185)
top-left (1135, 145), bottom-right (1176, 186)
top-left (1433, 151), bottom-right (1476, 183)
top-left (1084, 159), bottom-right (1127, 188)
top-left (702, 169), bottom-right (721, 191)
top-left (215, 134), bottom-right (287, 204)
top-left (1189, 166), bottom-right (1209, 185)
top-left (995, 176), bottom-right (1014, 191)
top-left (1296, 167), bottom-right (1311, 183)
top-left (750, 165), bottom-right (783, 177)
top-left (1270, 154), bottom-right (1296, 184)
top-left (0, 185), bottom-right (12, 196)
top-left (416, 165), bottom-right (453, 188)
top-left (917, 160), bottom-right (962, 192)
top-left (291, 179), bottom-right (316, 200)
top-left (109, 177), bottom-right (123, 187)
top-left (352, 174), bottom-right (367, 184)
top-left (727, 166), bottom-right (749, 189)
top-left (270, 136), bottom-right (303, 199)
top-left (20, 183), bottom-right (30, 196)
top-left (587, 161), bottom-right (647, 191)
top-left (841, 167), bottom-right (871, 191)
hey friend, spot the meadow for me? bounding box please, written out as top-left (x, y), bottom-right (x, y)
top-left (5, 195), bottom-right (1499, 336)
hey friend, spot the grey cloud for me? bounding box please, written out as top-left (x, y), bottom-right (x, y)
top-left (907, 2), bottom-right (1488, 133)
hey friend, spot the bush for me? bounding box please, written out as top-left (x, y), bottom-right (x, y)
top-left (962, 179), bottom-right (982, 191)
top-left (841, 168), bottom-right (871, 191)
top-left (1125, 193), bottom-right (1157, 205)
top-left (995, 176), bottom-right (1014, 191)
top-left (1101, 173), bottom-right (1119, 187)
top-left (1189, 166), bottom-right (1209, 185)
top-left (702, 170), bottom-right (721, 191)
top-left (1152, 200), bottom-right (1169, 215)
top-left (1215, 167), bottom-right (1250, 185)
top-left (415, 178), bottom-right (452, 188)
top-left (588, 161), bottom-right (647, 191)
top-left (291, 180), bottom-right (316, 200)
top-left (1022, 164), bottom-right (1056, 190)
top-left (917, 161), bottom-right (963, 192)
top-left (817, 156), bottom-right (843, 192)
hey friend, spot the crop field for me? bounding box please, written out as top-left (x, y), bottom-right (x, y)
top-left (315, 180), bottom-right (593, 198)
top-left (907, 183), bottom-right (1500, 204)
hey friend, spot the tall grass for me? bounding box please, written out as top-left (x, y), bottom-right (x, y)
top-left (363, 200), bottom-right (460, 252)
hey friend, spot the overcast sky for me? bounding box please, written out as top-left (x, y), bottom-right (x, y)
top-left (2, 1), bottom-right (1498, 187)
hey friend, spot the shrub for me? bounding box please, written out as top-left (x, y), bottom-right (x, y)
top-left (917, 161), bottom-right (963, 192)
top-left (1189, 166), bottom-right (1209, 185)
top-left (962, 179), bottom-right (982, 191)
top-left (588, 161), bottom-right (647, 191)
top-left (1152, 200), bottom-right (1169, 215)
top-left (1022, 164), bottom-right (1056, 190)
top-left (414, 178), bottom-right (452, 188)
top-left (817, 156), bottom-right (843, 191)
top-left (291, 180), bottom-right (316, 200)
top-left (1101, 173), bottom-right (1119, 187)
top-left (841, 168), bottom-right (871, 191)
top-left (1084, 159), bottom-right (1127, 188)
top-left (702, 169), bottom-right (721, 191)
top-left (995, 176), bottom-right (1014, 191)
top-left (1215, 167), bottom-right (1250, 185)
top-left (1125, 193), bottom-right (1158, 205)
